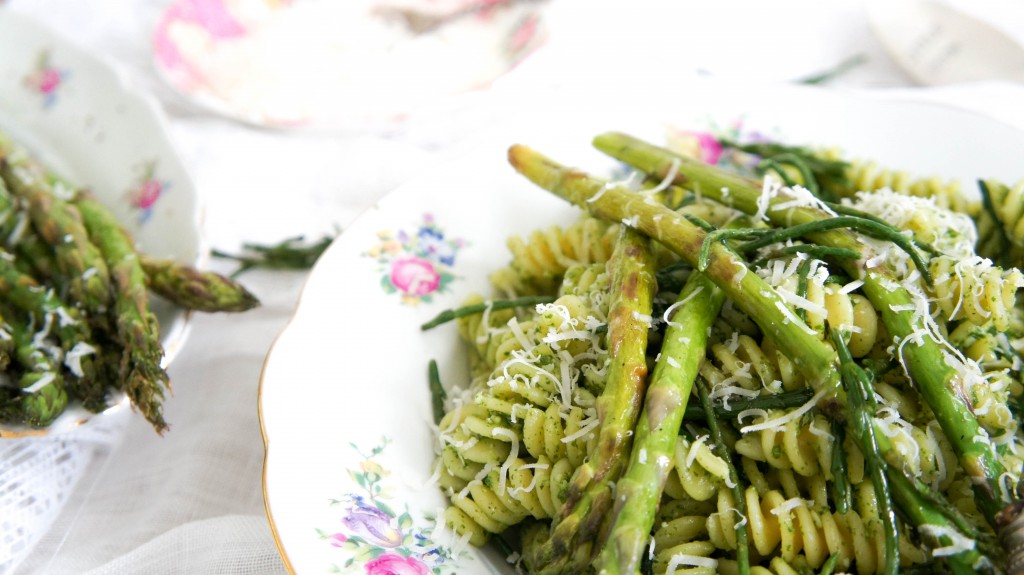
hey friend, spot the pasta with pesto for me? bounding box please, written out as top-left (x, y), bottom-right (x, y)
top-left (426, 128), bottom-right (1024, 575)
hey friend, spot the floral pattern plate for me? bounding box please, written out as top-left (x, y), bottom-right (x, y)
top-left (0, 10), bottom-right (203, 435)
top-left (259, 80), bottom-right (1024, 573)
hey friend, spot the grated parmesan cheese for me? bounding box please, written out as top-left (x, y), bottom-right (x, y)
top-left (710, 385), bottom-right (759, 411)
top-left (641, 158), bottom-right (681, 197)
top-left (666, 554), bottom-right (718, 572)
top-left (753, 175), bottom-right (782, 222)
top-left (63, 341), bottom-right (97, 378)
top-left (919, 524), bottom-right (976, 557)
top-left (775, 286), bottom-right (828, 318)
top-left (685, 435), bottom-right (709, 469)
top-left (456, 463), bottom-right (495, 500)
top-left (774, 300), bottom-right (817, 335)
top-left (22, 372), bottom-right (56, 394)
top-left (561, 417), bottom-right (600, 444)
top-left (771, 497), bottom-right (811, 516)
top-left (663, 286), bottom-right (705, 328)
top-left (491, 427), bottom-right (519, 495)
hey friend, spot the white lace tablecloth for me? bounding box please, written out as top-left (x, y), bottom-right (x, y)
top-left (2, 1), bottom-right (1023, 574)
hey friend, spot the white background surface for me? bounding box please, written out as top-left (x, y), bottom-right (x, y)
top-left (2, 0), bottom-right (1024, 573)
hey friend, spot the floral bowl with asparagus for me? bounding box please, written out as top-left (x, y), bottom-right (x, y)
top-left (259, 80), bottom-right (1024, 575)
top-left (0, 10), bottom-right (258, 436)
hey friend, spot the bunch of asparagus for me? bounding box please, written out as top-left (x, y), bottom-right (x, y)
top-left (0, 131), bottom-right (259, 433)
top-left (428, 130), bottom-right (1024, 574)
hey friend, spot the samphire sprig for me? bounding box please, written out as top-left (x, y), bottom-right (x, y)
top-left (212, 232), bottom-right (337, 277)
top-left (698, 215), bottom-right (934, 286)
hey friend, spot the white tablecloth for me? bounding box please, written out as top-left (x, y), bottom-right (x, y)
top-left (2, 1), bottom-right (1023, 573)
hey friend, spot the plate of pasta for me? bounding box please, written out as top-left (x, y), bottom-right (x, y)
top-left (259, 80), bottom-right (1024, 575)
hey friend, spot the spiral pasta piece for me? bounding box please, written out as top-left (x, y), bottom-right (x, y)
top-left (443, 455), bottom-right (574, 546)
top-left (734, 413), bottom-right (834, 478)
top-left (841, 158), bottom-right (978, 216)
top-left (436, 404), bottom-right (516, 544)
top-left (947, 321), bottom-right (1018, 371)
top-left (928, 255), bottom-right (1024, 331)
top-left (559, 263), bottom-right (608, 300)
top-left (756, 254), bottom-right (883, 358)
top-left (745, 557), bottom-right (808, 575)
top-left (493, 216), bottom-right (620, 295)
top-left (665, 434), bottom-right (731, 502)
top-left (701, 333), bottom-right (805, 396)
top-left (437, 402), bottom-right (584, 545)
top-left (873, 412), bottom-right (959, 491)
top-left (823, 287), bottom-right (880, 358)
top-left (967, 378), bottom-right (1018, 440)
top-left (651, 495), bottom-right (719, 575)
top-left (477, 391), bottom-right (596, 467)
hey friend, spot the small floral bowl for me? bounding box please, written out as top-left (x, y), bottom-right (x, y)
top-left (0, 10), bottom-right (203, 436)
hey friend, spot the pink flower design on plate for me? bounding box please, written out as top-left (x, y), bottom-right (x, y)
top-left (364, 553), bottom-right (430, 575)
top-left (692, 131), bottom-right (724, 165)
top-left (389, 257), bottom-right (441, 296)
top-left (365, 214), bottom-right (465, 305)
top-left (133, 180), bottom-right (164, 210)
top-left (34, 68), bottom-right (62, 94)
top-left (124, 160), bottom-right (170, 224)
top-left (23, 50), bottom-right (68, 108)
top-left (319, 440), bottom-right (464, 572)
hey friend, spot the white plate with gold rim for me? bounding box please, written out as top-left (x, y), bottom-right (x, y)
top-left (259, 79), bottom-right (1024, 573)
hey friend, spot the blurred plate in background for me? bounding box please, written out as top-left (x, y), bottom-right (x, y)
top-left (152, 0), bottom-right (548, 131)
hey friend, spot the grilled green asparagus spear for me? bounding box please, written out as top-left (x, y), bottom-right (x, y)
top-left (0, 247), bottom-right (104, 410)
top-left (141, 256), bottom-right (260, 313)
top-left (596, 272), bottom-right (725, 575)
top-left (0, 304), bottom-right (68, 427)
top-left (524, 226), bottom-right (657, 574)
top-left (76, 193), bottom-right (169, 433)
top-left (592, 132), bottom-right (1009, 525)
